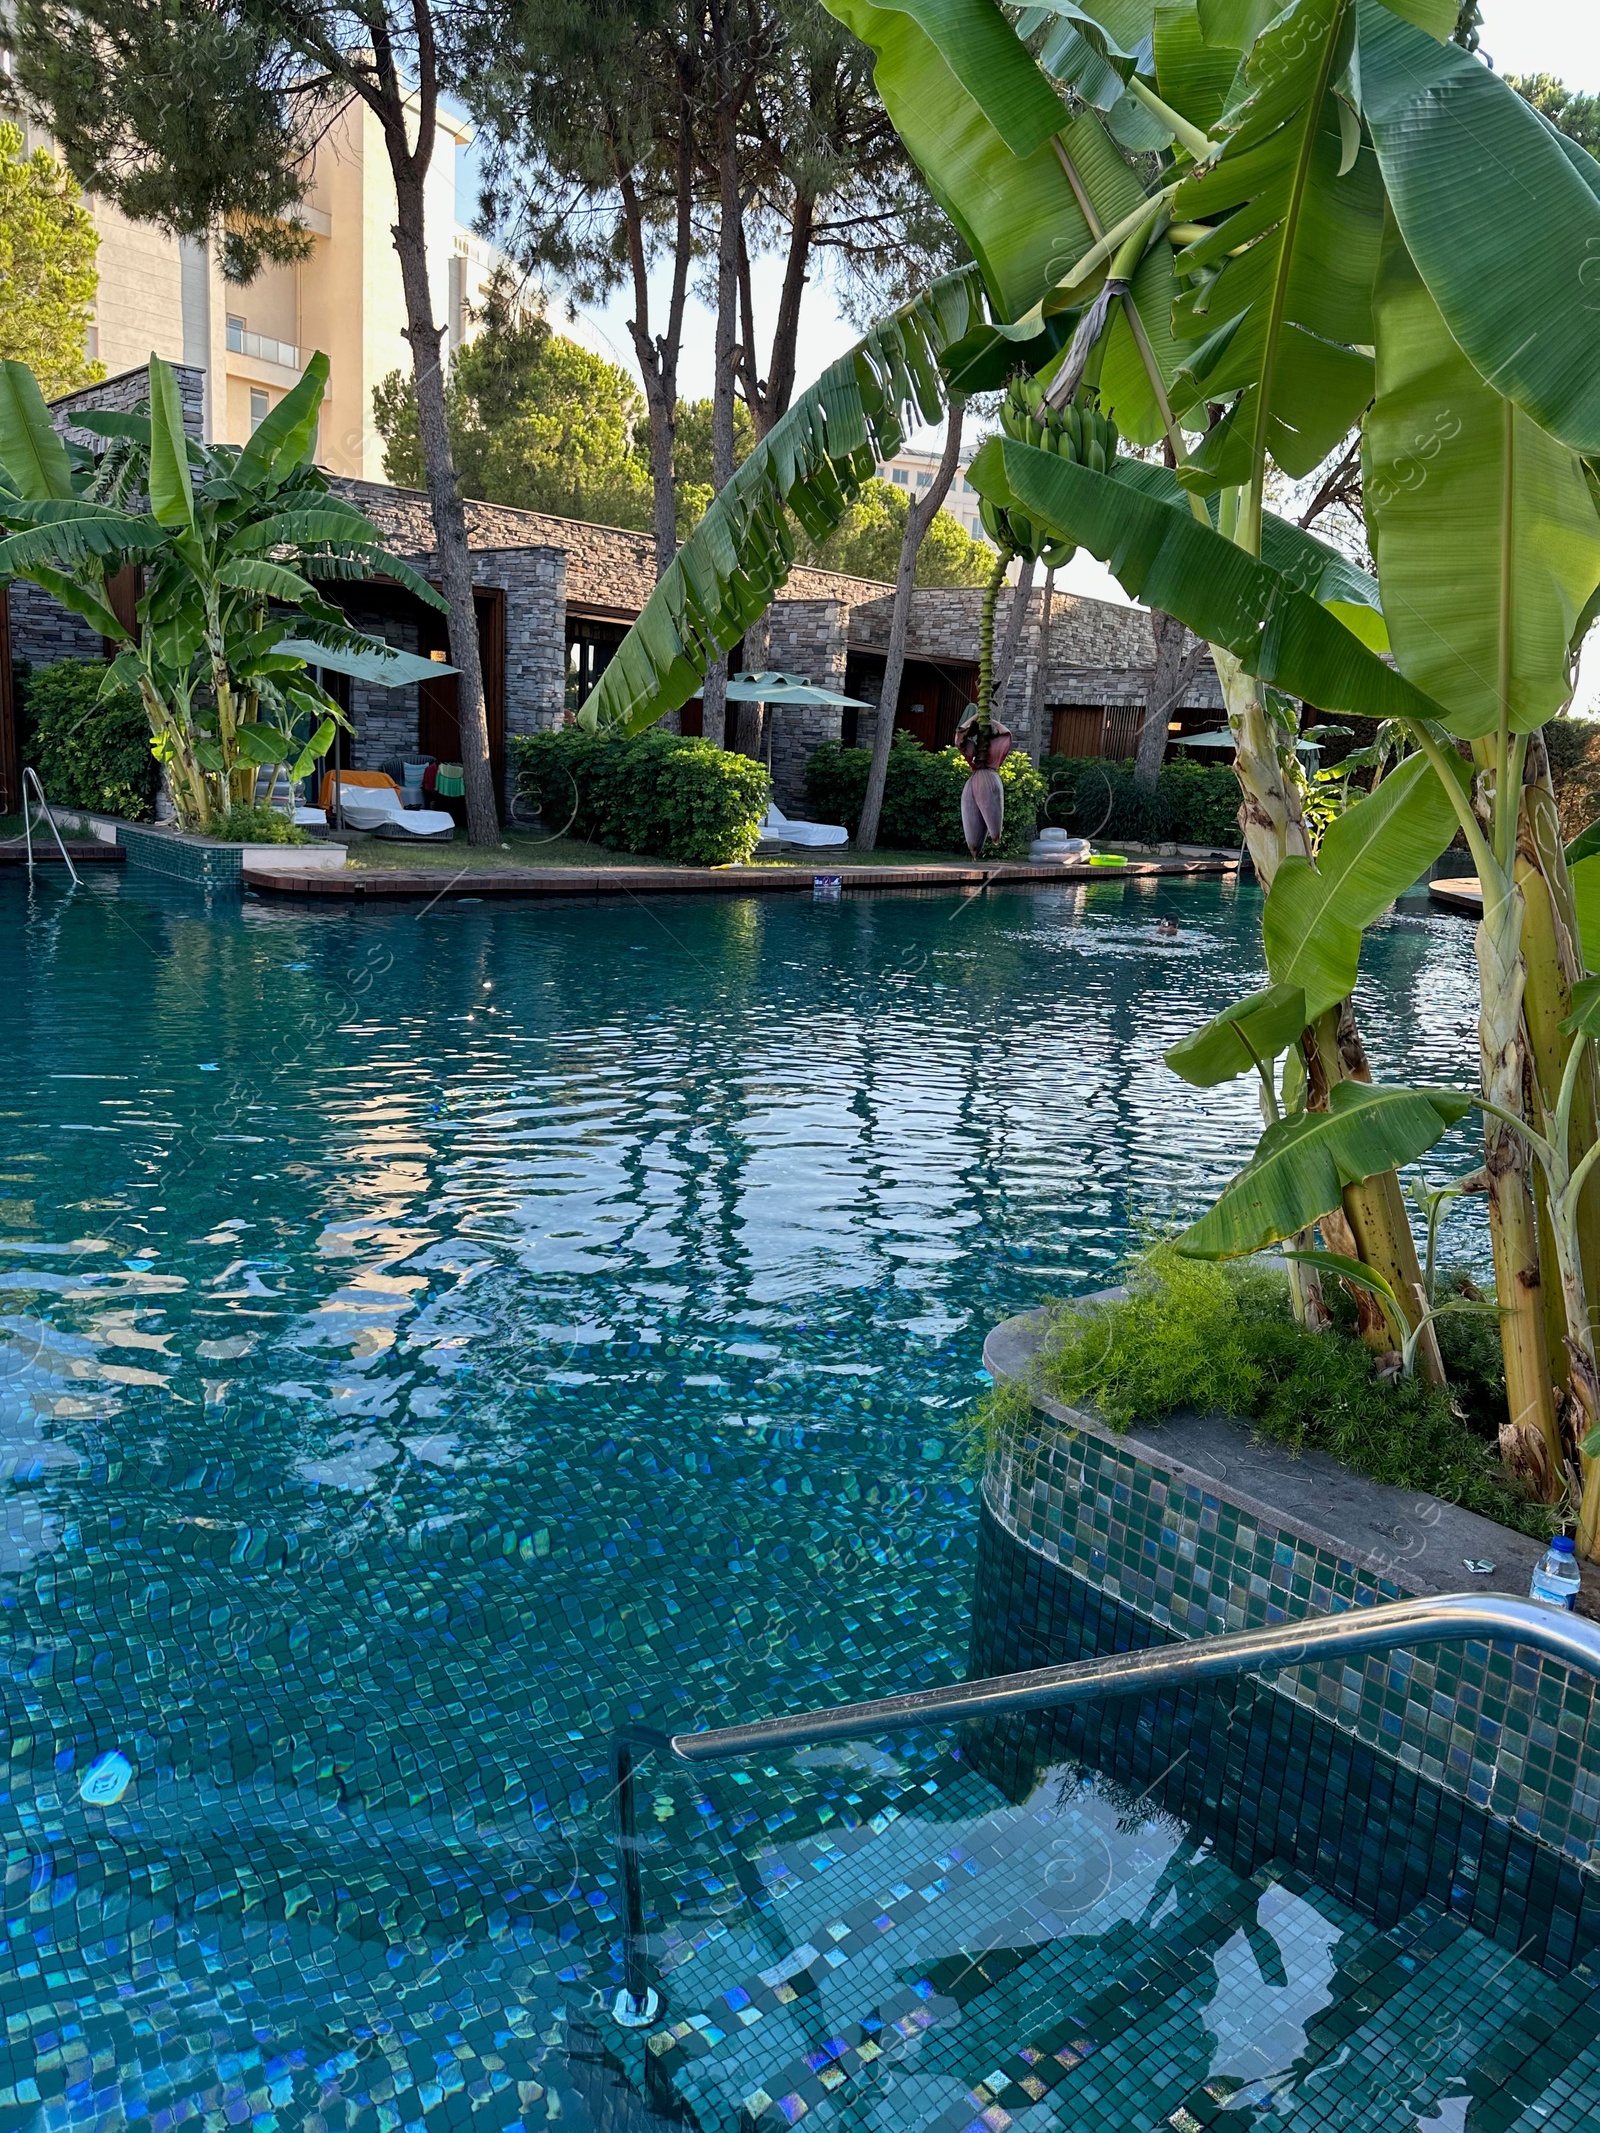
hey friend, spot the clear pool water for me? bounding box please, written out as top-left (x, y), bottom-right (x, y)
top-left (0, 869), bottom-right (1503, 2130)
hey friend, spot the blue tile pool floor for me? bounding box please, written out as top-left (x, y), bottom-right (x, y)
top-left (0, 868), bottom-right (1565, 2130)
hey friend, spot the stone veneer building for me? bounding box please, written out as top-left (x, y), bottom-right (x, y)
top-left (2, 366), bottom-right (1225, 818)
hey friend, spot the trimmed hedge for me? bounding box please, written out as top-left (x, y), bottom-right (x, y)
top-left (512, 727), bottom-right (771, 865)
top-left (21, 659), bottom-right (161, 821)
top-left (803, 732), bottom-right (1047, 856)
top-left (1037, 755), bottom-right (1241, 848)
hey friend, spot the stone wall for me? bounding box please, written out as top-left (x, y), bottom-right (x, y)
top-left (51, 363), bottom-right (206, 447)
top-left (478, 544), bottom-right (567, 747)
top-left (337, 546), bottom-right (565, 806)
top-left (766, 600), bottom-right (847, 808)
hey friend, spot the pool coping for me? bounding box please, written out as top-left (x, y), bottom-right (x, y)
top-left (245, 853), bottom-right (1240, 900)
top-left (983, 1305), bottom-right (1600, 1615)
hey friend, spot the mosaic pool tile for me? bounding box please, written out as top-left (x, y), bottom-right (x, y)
top-left (6, 870), bottom-right (1596, 2131)
top-left (986, 1409), bottom-right (1600, 1869)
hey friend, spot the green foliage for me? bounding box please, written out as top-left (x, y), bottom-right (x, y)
top-left (0, 351), bottom-right (434, 833)
top-left (1507, 74), bottom-right (1600, 158)
top-left (1022, 1252), bottom-right (1551, 1540)
top-left (217, 801), bottom-right (307, 845)
top-left (804, 731), bottom-right (1045, 854)
top-left (12, 0), bottom-right (315, 284)
top-left (673, 399), bottom-right (756, 536)
top-left (21, 658), bottom-right (159, 819)
top-left (795, 475), bottom-right (993, 585)
top-left (1039, 755), bottom-right (1242, 848)
top-left (372, 279), bottom-right (655, 530)
top-left (0, 123), bottom-right (102, 399)
top-left (512, 728), bottom-right (771, 866)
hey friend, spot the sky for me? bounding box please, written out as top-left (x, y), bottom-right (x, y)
top-left (506, 0), bottom-right (1600, 701)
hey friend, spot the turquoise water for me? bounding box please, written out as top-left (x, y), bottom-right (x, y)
top-left (0, 870), bottom-right (1490, 2129)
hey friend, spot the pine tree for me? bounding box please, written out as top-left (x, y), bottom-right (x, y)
top-left (0, 123), bottom-right (102, 399)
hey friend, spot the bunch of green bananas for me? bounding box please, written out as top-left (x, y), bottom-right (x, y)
top-left (978, 374), bottom-right (1121, 566)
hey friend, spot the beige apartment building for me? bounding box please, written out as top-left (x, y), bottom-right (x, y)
top-left (875, 440), bottom-right (993, 547)
top-left (15, 92), bottom-right (501, 480)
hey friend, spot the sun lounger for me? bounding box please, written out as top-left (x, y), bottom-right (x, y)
top-left (336, 784), bottom-right (456, 839)
top-left (317, 769), bottom-right (456, 840)
top-left (759, 802), bottom-right (848, 849)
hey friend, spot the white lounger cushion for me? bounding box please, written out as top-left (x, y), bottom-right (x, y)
top-left (762, 802), bottom-right (848, 848)
top-left (338, 787), bottom-right (456, 838)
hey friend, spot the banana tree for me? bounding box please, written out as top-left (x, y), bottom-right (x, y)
top-left (0, 352), bottom-right (446, 832)
top-left (577, 0), bottom-right (1600, 1536)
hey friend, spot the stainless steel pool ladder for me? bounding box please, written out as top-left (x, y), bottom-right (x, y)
top-left (20, 767), bottom-right (82, 885)
top-left (608, 1591), bottom-right (1600, 2026)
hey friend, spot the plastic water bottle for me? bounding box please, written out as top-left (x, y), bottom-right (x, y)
top-left (1530, 1534), bottom-right (1582, 1610)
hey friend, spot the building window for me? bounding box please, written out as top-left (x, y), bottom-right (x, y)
top-left (250, 387), bottom-right (270, 430)
top-left (916, 471), bottom-right (932, 487)
top-left (565, 616), bottom-right (632, 711)
top-left (891, 467), bottom-right (909, 485)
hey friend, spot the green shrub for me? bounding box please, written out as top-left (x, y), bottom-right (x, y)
top-left (1038, 755), bottom-right (1242, 848)
top-left (218, 802), bottom-right (307, 845)
top-left (21, 659), bottom-right (161, 821)
top-left (978, 1249), bottom-right (1551, 1541)
top-left (803, 732), bottom-right (1047, 856)
top-left (512, 727), bottom-right (771, 865)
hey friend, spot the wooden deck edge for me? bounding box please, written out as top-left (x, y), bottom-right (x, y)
top-left (245, 855), bottom-right (1238, 900)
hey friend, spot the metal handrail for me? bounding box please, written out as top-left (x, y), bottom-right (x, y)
top-left (608, 1591), bottom-right (1600, 2026)
top-left (20, 768), bottom-right (82, 885)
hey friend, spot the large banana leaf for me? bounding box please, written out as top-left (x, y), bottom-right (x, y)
top-left (1169, 0), bottom-right (1383, 477)
top-left (1571, 857), bottom-right (1600, 977)
top-left (969, 434), bottom-right (1448, 723)
top-left (826, 0), bottom-right (1141, 323)
top-left (1165, 981), bottom-right (1308, 1085)
top-left (238, 352), bottom-right (330, 486)
top-left (0, 361), bottom-right (75, 501)
top-left (833, 0), bottom-right (1200, 445)
top-left (147, 357), bottom-right (196, 534)
top-left (1262, 750), bottom-right (1467, 1020)
top-left (585, 272), bottom-right (995, 733)
top-left (1364, 232), bottom-right (1600, 740)
top-left (1112, 455), bottom-right (1388, 646)
top-left (1357, 0), bottom-right (1600, 456)
top-left (1177, 1080), bottom-right (1474, 1257)
top-left (0, 507), bottom-right (165, 572)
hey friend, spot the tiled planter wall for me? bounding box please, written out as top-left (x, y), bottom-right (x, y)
top-left (978, 1410), bottom-right (1600, 1872)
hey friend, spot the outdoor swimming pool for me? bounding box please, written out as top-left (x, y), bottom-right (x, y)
top-left (1, 869), bottom-right (1526, 2131)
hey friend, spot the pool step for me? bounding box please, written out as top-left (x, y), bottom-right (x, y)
top-left (623, 1751), bottom-right (1600, 2133)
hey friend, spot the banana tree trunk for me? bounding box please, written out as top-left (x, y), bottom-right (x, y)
top-left (1513, 737), bottom-right (1600, 1538)
top-left (1517, 741), bottom-right (1600, 1309)
top-left (1214, 650), bottom-right (1441, 1354)
top-left (1472, 851), bottom-right (1566, 1500)
top-left (1303, 1003), bottom-right (1445, 1382)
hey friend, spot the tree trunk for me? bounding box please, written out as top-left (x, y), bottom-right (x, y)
top-left (990, 558), bottom-right (1037, 717)
top-left (857, 406), bottom-right (965, 851)
top-left (1134, 612), bottom-right (1197, 790)
top-left (1022, 564), bottom-right (1056, 762)
top-left (701, 20), bottom-right (744, 751)
top-left (390, 174), bottom-right (496, 846)
top-left (617, 128), bottom-right (692, 582)
top-left (734, 611), bottom-right (767, 757)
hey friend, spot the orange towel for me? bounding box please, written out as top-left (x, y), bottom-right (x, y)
top-left (319, 768), bottom-right (400, 810)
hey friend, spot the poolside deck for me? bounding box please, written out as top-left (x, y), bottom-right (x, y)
top-left (0, 839), bottom-right (124, 865)
top-left (1429, 876), bottom-right (1483, 915)
top-left (245, 853), bottom-right (1240, 900)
